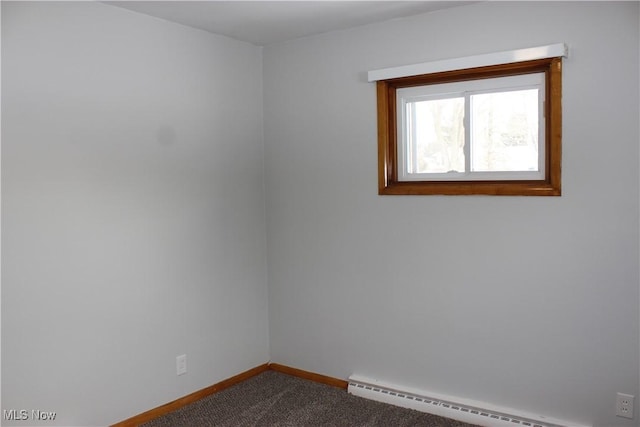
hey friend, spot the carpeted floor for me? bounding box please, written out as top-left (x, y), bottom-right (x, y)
top-left (141, 371), bottom-right (480, 426)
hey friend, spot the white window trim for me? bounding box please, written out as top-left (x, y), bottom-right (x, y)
top-left (368, 43), bottom-right (568, 82)
top-left (396, 73), bottom-right (546, 182)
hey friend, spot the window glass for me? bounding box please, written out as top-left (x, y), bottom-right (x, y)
top-left (470, 89), bottom-right (539, 173)
top-left (406, 96), bottom-right (465, 174)
top-left (396, 72), bottom-right (545, 182)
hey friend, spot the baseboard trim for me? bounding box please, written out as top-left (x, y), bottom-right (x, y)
top-left (111, 363), bottom-right (270, 427)
top-left (110, 362), bottom-right (347, 426)
top-left (268, 363), bottom-right (348, 389)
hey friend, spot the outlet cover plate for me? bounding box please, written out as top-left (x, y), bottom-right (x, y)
top-left (176, 354), bottom-right (187, 376)
top-left (616, 393), bottom-right (634, 419)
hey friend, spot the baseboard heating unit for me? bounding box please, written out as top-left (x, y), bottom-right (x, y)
top-left (348, 375), bottom-right (590, 427)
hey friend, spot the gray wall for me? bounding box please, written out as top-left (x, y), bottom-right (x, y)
top-left (263, 2), bottom-right (639, 427)
top-left (2, 2), bottom-right (269, 426)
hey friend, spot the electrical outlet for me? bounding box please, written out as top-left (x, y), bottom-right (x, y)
top-left (176, 354), bottom-right (187, 376)
top-left (616, 392), bottom-right (634, 419)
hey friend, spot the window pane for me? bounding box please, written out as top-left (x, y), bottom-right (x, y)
top-left (406, 97), bottom-right (465, 174)
top-left (470, 89), bottom-right (539, 172)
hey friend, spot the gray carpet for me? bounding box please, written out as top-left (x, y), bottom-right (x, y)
top-left (141, 371), bottom-right (480, 427)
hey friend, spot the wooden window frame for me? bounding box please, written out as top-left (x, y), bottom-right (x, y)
top-left (377, 57), bottom-right (562, 196)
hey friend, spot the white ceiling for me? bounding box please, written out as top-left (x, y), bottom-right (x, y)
top-left (105, 1), bottom-right (476, 46)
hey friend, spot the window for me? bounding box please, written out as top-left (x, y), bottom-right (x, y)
top-left (376, 57), bottom-right (562, 195)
